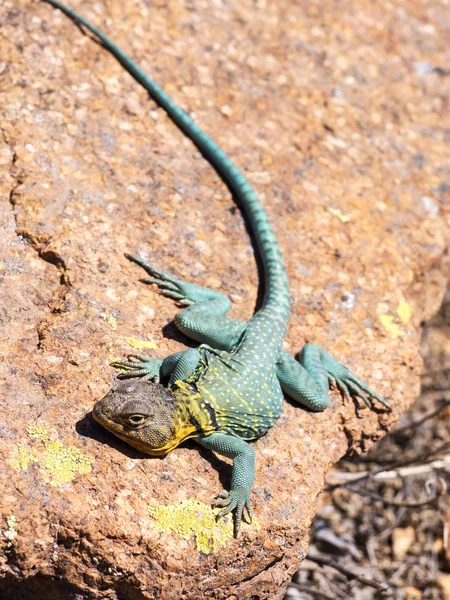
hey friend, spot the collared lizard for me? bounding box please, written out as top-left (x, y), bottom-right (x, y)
top-left (43, 0), bottom-right (391, 536)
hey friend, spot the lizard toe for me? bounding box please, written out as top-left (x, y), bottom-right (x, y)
top-left (214, 488), bottom-right (251, 537)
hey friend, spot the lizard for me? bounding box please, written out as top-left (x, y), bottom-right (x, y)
top-left (43, 0), bottom-right (391, 536)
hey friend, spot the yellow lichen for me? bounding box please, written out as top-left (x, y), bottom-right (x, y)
top-left (397, 300), bottom-right (412, 325)
top-left (41, 439), bottom-right (92, 487)
top-left (327, 207), bottom-right (351, 223)
top-left (378, 299), bottom-right (412, 337)
top-left (148, 499), bottom-right (234, 554)
top-left (126, 337), bottom-right (158, 350)
top-left (26, 423), bottom-right (49, 440)
top-left (100, 312), bottom-right (117, 330)
top-left (7, 445), bottom-right (38, 471)
top-left (108, 338), bottom-right (157, 367)
top-left (3, 515), bottom-right (17, 546)
top-left (379, 314), bottom-right (402, 337)
top-left (8, 425), bottom-right (92, 487)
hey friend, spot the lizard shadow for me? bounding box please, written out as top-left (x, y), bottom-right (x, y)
top-left (160, 321), bottom-right (196, 346)
top-left (229, 201), bottom-right (265, 313)
top-left (76, 413), bottom-right (153, 459)
top-left (76, 412), bottom-right (232, 489)
top-left (194, 443), bottom-right (233, 490)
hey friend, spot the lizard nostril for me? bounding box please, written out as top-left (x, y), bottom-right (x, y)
top-left (92, 399), bottom-right (110, 422)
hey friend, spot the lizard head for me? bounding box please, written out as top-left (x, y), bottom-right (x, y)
top-left (93, 379), bottom-right (179, 456)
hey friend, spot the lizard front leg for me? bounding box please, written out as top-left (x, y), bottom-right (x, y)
top-left (112, 348), bottom-right (201, 386)
top-left (197, 432), bottom-right (255, 537)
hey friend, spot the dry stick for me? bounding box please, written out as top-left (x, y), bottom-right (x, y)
top-left (357, 403), bottom-right (450, 467)
top-left (339, 400), bottom-right (450, 468)
top-left (421, 383), bottom-right (450, 392)
top-left (326, 442), bottom-right (450, 490)
top-left (305, 553), bottom-right (390, 591)
top-left (371, 506), bottom-right (409, 546)
top-left (327, 454), bottom-right (450, 485)
top-left (313, 401), bottom-right (447, 590)
top-left (390, 399), bottom-right (450, 436)
top-left (310, 388), bottom-right (448, 594)
top-left (342, 483), bottom-right (440, 508)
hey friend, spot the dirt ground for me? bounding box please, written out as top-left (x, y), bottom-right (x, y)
top-left (286, 288), bottom-right (450, 599)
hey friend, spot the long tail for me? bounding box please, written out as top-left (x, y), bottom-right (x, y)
top-left (43, 0), bottom-right (290, 329)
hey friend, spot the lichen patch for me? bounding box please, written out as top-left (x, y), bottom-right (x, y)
top-left (126, 337), bottom-right (158, 350)
top-left (148, 499), bottom-right (235, 554)
top-left (7, 425), bottom-right (92, 487)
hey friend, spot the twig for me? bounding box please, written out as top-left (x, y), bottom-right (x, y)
top-left (306, 552), bottom-right (390, 591)
top-left (326, 440), bottom-right (450, 489)
top-left (390, 400), bottom-right (450, 436)
top-left (341, 484), bottom-right (440, 508)
top-left (326, 454), bottom-right (450, 486)
top-left (370, 507), bottom-right (408, 544)
top-left (389, 557), bottom-right (417, 584)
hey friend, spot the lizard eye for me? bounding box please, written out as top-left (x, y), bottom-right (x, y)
top-left (124, 414), bottom-right (147, 427)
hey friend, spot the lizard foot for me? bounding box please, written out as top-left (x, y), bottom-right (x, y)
top-left (125, 254), bottom-right (197, 305)
top-left (327, 365), bottom-right (391, 412)
top-left (111, 355), bottom-right (163, 381)
top-left (214, 488), bottom-right (253, 537)
top-left (295, 344), bottom-right (391, 413)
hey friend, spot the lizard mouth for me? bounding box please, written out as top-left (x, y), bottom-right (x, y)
top-left (92, 401), bottom-right (108, 424)
top-left (105, 428), bottom-right (172, 456)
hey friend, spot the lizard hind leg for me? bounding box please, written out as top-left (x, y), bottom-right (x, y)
top-left (126, 253), bottom-right (245, 350)
top-left (126, 254), bottom-right (230, 308)
top-left (276, 344), bottom-right (390, 412)
top-left (297, 344), bottom-right (391, 410)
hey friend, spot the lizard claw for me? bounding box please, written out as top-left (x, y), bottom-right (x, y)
top-left (125, 254), bottom-right (209, 306)
top-left (125, 255), bottom-right (194, 304)
top-left (331, 373), bottom-right (391, 411)
top-left (325, 359), bottom-right (391, 411)
top-left (111, 355), bottom-right (163, 380)
top-left (216, 490), bottom-right (229, 500)
top-left (213, 488), bottom-right (252, 537)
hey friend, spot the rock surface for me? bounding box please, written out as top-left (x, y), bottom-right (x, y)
top-left (0, 0), bottom-right (448, 598)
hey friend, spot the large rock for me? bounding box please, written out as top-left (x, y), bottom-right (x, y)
top-left (1, 0), bottom-right (448, 598)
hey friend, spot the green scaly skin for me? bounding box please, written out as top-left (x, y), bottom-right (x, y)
top-left (43, 0), bottom-right (391, 537)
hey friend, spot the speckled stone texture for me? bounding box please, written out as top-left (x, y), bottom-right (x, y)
top-left (0, 0), bottom-right (449, 598)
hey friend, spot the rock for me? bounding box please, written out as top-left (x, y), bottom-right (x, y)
top-left (0, 0), bottom-right (448, 598)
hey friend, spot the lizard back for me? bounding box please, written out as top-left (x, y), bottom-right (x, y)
top-left (178, 348), bottom-right (284, 440)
